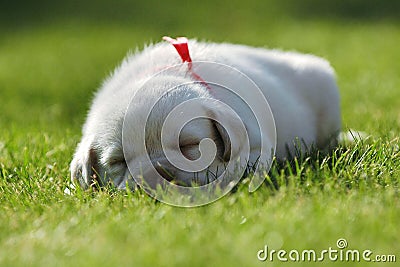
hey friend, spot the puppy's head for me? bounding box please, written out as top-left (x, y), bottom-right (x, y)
top-left (70, 76), bottom-right (248, 190)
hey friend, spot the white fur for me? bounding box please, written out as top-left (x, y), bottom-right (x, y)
top-left (70, 40), bottom-right (341, 189)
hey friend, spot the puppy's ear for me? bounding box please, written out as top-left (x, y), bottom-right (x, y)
top-left (70, 136), bottom-right (102, 189)
top-left (206, 103), bottom-right (248, 162)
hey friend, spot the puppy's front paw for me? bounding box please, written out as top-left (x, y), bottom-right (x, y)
top-left (70, 136), bottom-right (101, 189)
top-left (71, 135), bottom-right (137, 190)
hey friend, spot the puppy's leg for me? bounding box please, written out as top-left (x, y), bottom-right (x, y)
top-left (70, 135), bottom-right (103, 189)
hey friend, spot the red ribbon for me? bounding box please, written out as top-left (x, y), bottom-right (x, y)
top-left (163, 36), bottom-right (211, 91)
top-left (163, 36), bottom-right (192, 63)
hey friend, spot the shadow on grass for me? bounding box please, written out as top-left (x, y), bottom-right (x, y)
top-left (264, 135), bottom-right (399, 194)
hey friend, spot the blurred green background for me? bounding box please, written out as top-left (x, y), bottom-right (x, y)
top-left (2, 0), bottom-right (400, 26)
top-left (1, 0), bottom-right (399, 135)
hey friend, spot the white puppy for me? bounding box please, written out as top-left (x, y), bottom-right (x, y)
top-left (70, 38), bottom-right (341, 190)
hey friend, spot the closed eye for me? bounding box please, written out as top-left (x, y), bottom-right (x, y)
top-left (179, 143), bottom-right (200, 160)
top-left (179, 143), bottom-right (199, 150)
top-left (179, 137), bottom-right (200, 148)
top-left (108, 158), bottom-right (126, 166)
top-left (107, 157), bottom-right (127, 177)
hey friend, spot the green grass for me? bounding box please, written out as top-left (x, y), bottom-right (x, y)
top-left (1, 1), bottom-right (399, 266)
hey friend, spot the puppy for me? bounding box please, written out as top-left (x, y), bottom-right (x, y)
top-left (70, 38), bottom-right (341, 190)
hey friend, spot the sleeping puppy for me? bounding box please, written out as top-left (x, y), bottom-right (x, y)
top-left (70, 38), bottom-right (341, 190)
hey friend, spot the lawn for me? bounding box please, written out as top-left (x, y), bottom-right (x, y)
top-left (0, 1), bottom-right (399, 266)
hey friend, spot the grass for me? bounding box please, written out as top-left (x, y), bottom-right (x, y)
top-left (0, 1), bottom-right (399, 266)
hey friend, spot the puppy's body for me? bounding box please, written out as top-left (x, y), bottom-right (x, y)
top-left (71, 40), bottom-right (341, 189)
